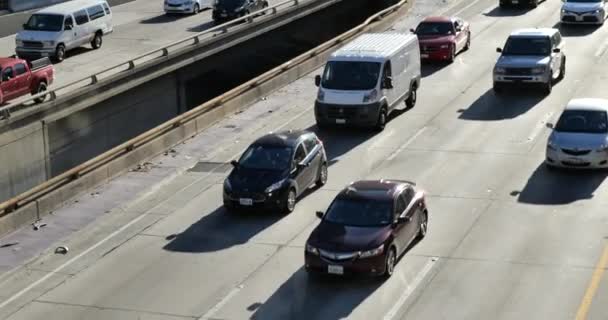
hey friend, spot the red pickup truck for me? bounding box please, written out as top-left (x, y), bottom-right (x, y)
top-left (0, 56), bottom-right (54, 105)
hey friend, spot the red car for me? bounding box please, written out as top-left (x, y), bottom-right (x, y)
top-left (305, 180), bottom-right (428, 278)
top-left (411, 16), bottom-right (471, 62)
top-left (0, 56), bottom-right (54, 105)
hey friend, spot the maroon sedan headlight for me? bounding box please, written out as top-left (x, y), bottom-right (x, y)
top-left (359, 244), bottom-right (385, 258)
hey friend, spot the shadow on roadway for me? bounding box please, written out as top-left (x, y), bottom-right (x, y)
top-left (553, 22), bottom-right (599, 37)
top-left (140, 13), bottom-right (192, 24)
top-left (483, 6), bottom-right (529, 17)
top-left (511, 162), bottom-right (608, 205)
top-left (248, 237), bottom-right (424, 319)
top-left (163, 206), bottom-right (285, 253)
top-left (422, 62), bottom-right (448, 78)
top-left (187, 21), bottom-right (217, 32)
top-left (65, 47), bottom-right (95, 60)
top-left (457, 88), bottom-right (545, 121)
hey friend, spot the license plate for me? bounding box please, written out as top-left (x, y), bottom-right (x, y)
top-left (335, 119), bottom-right (346, 124)
top-left (566, 157), bottom-right (584, 164)
top-left (576, 16), bottom-right (583, 21)
top-left (512, 0), bottom-right (518, 3)
top-left (221, 13), bottom-right (227, 16)
top-left (420, 53), bottom-right (429, 58)
top-left (239, 198), bottom-right (253, 206)
top-left (328, 265), bottom-right (344, 275)
top-left (41, 53), bottom-right (49, 57)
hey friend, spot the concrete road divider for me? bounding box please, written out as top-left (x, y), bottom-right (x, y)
top-left (0, 0), bottom-right (411, 237)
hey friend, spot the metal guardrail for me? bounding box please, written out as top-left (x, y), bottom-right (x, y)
top-left (0, 0), bottom-right (306, 120)
top-left (0, 0), bottom-right (408, 217)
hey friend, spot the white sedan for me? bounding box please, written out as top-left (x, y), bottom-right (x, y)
top-left (164, 0), bottom-right (213, 14)
top-left (546, 98), bottom-right (608, 169)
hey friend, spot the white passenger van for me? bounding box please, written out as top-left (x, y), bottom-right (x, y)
top-left (16, 0), bottom-right (113, 62)
top-left (314, 32), bottom-right (421, 131)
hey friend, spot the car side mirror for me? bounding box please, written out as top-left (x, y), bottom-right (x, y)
top-left (230, 160), bottom-right (239, 167)
top-left (316, 211), bottom-right (324, 219)
top-left (397, 216), bottom-right (411, 224)
top-left (297, 162), bottom-right (308, 170)
top-left (409, 28), bottom-right (415, 33)
top-left (496, 47), bottom-right (502, 53)
top-left (314, 75), bottom-right (321, 87)
top-left (553, 48), bottom-right (561, 53)
top-left (546, 123), bottom-right (554, 129)
top-left (22, 23), bottom-right (28, 29)
top-left (382, 76), bottom-right (393, 89)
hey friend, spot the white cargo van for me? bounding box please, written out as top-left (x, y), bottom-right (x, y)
top-left (16, 0), bottom-right (113, 62)
top-left (314, 32), bottom-right (421, 131)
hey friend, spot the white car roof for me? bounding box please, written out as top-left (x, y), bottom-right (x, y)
top-left (565, 98), bottom-right (608, 112)
top-left (510, 28), bottom-right (557, 37)
top-left (37, 0), bottom-right (107, 14)
top-left (330, 33), bottom-right (416, 61)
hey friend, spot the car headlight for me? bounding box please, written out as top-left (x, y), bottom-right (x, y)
top-left (494, 67), bottom-right (506, 74)
top-left (363, 89), bottom-right (377, 103)
top-left (265, 179), bottom-right (286, 193)
top-left (595, 9), bottom-right (603, 14)
top-left (596, 144), bottom-right (608, 152)
top-left (359, 244), bottom-right (384, 258)
top-left (44, 40), bottom-right (55, 46)
top-left (306, 244), bottom-right (319, 255)
top-left (531, 67), bottom-right (545, 74)
top-left (317, 89), bottom-right (325, 101)
top-left (223, 178), bottom-right (232, 192)
top-left (440, 44), bottom-right (450, 49)
top-left (547, 139), bottom-right (557, 150)
top-left (15, 39), bottom-right (23, 46)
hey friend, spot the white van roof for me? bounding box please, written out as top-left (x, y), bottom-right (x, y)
top-left (330, 33), bottom-right (416, 62)
top-left (37, 0), bottom-right (107, 14)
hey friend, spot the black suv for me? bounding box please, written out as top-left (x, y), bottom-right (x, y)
top-left (223, 130), bottom-right (328, 213)
top-left (212, 0), bottom-right (269, 23)
top-left (499, 0), bottom-right (544, 8)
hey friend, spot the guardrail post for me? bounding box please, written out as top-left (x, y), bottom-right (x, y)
top-left (0, 109), bottom-right (10, 120)
top-left (272, 7), bottom-right (277, 14)
top-left (50, 91), bottom-right (57, 101)
top-left (91, 75), bottom-right (98, 85)
top-left (162, 48), bottom-right (169, 56)
top-left (193, 36), bottom-right (200, 44)
top-left (294, 0), bottom-right (298, 4)
top-left (128, 61), bottom-right (135, 70)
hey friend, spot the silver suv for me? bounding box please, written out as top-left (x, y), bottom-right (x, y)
top-left (493, 28), bottom-right (566, 95)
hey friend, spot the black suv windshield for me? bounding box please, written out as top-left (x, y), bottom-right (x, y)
top-left (566, 0), bottom-right (601, 2)
top-left (321, 61), bottom-right (381, 91)
top-left (415, 22), bottom-right (454, 36)
top-left (502, 37), bottom-right (551, 56)
top-left (239, 145), bottom-right (292, 170)
top-left (324, 199), bottom-right (393, 227)
top-left (555, 110), bottom-right (608, 134)
top-left (24, 14), bottom-right (64, 32)
top-left (216, 0), bottom-right (246, 9)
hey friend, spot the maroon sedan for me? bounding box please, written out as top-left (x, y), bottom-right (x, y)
top-left (304, 180), bottom-right (428, 278)
top-left (411, 16), bottom-right (471, 63)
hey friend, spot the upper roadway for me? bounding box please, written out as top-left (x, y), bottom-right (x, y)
top-left (0, 0), bottom-right (284, 97)
top-left (2, 0), bottom-right (608, 319)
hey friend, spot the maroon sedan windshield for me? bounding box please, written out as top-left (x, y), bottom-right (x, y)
top-left (324, 199), bottom-right (393, 227)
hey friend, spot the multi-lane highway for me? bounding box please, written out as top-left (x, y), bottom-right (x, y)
top-left (0, 0), bottom-right (284, 90)
top-left (2, 0), bottom-right (608, 319)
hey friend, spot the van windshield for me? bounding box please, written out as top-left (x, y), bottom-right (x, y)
top-left (321, 61), bottom-right (381, 91)
top-left (24, 14), bottom-right (64, 32)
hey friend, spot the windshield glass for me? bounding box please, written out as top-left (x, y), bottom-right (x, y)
top-left (216, 0), bottom-right (246, 8)
top-left (565, 0), bottom-right (601, 2)
top-left (238, 145), bottom-right (292, 170)
top-left (415, 22), bottom-right (454, 36)
top-left (323, 199), bottom-right (393, 227)
top-left (321, 61), bottom-right (381, 91)
top-left (24, 14), bottom-right (64, 32)
top-left (555, 110), bottom-right (608, 134)
top-left (502, 37), bottom-right (551, 56)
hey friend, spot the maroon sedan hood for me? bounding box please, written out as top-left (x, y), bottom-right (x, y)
top-left (417, 35), bottom-right (455, 45)
top-left (308, 221), bottom-right (390, 252)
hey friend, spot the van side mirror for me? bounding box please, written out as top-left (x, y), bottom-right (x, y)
top-left (315, 211), bottom-right (324, 219)
top-left (230, 160), bottom-right (239, 167)
top-left (496, 47), bottom-right (502, 53)
top-left (409, 28), bottom-right (415, 33)
top-left (553, 48), bottom-right (561, 53)
top-left (22, 23), bottom-right (28, 29)
top-left (314, 75), bottom-right (321, 87)
top-left (546, 123), bottom-right (554, 129)
top-left (382, 76), bottom-right (393, 89)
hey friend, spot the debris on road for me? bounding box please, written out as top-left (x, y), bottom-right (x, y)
top-left (55, 246), bottom-right (69, 254)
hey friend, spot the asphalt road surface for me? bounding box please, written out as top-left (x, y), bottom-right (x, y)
top-left (2, 0), bottom-right (608, 319)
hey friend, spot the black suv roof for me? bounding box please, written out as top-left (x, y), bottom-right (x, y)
top-left (336, 180), bottom-right (415, 202)
top-left (253, 130), bottom-right (313, 148)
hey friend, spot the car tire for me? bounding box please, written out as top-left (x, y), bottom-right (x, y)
top-left (382, 247), bottom-right (396, 279)
top-left (544, 75), bottom-right (553, 95)
top-left (33, 82), bottom-right (47, 104)
top-left (315, 162), bottom-right (328, 188)
top-left (558, 57), bottom-right (566, 81)
top-left (530, 0), bottom-right (538, 8)
top-left (493, 83), bottom-right (503, 94)
top-left (283, 188), bottom-right (296, 214)
top-left (375, 108), bottom-right (387, 131)
top-left (405, 85), bottom-right (417, 109)
top-left (54, 44), bottom-right (66, 63)
top-left (417, 210), bottom-right (428, 239)
top-left (447, 46), bottom-right (456, 63)
top-left (91, 32), bottom-right (102, 49)
top-left (193, 3), bottom-right (200, 14)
